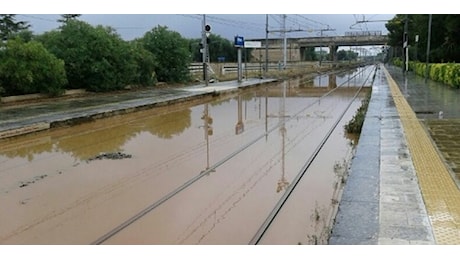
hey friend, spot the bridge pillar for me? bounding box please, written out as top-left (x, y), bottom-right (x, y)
top-left (300, 47), bottom-right (305, 61)
top-left (329, 45), bottom-right (339, 63)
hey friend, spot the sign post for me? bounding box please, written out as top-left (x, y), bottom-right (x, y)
top-left (234, 36), bottom-right (244, 83)
top-left (202, 16), bottom-right (211, 86)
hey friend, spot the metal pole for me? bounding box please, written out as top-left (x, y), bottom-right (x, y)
top-left (202, 15), bottom-right (208, 86)
top-left (265, 14), bottom-right (268, 75)
top-left (403, 14), bottom-right (408, 74)
top-left (282, 14), bottom-right (287, 69)
top-left (319, 29), bottom-right (323, 67)
top-left (405, 46), bottom-right (409, 72)
top-left (425, 14), bottom-right (432, 82)
top-left (245, 48), bottom-right (248, 79)
top-left (237, 47), bottom-right (242, 83)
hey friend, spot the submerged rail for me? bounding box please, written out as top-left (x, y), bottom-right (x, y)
top-left (92, 65), bottom-right (377, 245)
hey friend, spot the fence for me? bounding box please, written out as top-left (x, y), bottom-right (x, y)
top-left (188, 61), bottom-right (319, 77)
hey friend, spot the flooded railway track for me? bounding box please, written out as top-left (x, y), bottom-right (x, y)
top-left (0, 65), bottom-right (377, 245)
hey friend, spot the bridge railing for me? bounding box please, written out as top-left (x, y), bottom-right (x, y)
top-left (344, 31), bottom-right (382, 37)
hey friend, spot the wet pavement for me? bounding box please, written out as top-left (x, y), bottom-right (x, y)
top-left (329, 64), bottom-right (460, 245)
top-left (385, 66), bottom-right (460, 187)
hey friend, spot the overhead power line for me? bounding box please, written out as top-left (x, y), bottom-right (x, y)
top-left (18, 14), bottom-right (57, 23)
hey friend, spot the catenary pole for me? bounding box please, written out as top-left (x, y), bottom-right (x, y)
top-left (425, 14), bottom-right (432, 83)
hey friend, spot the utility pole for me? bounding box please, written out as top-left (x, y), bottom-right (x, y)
top-left (202, 15), bottom-right (208, 86)
top-left (402, 14), bottom-right (409, 74)
top-left (265, 14), bottom-right (268, 76)
top-left (318, 26), bottom-right (335, 67)
top-left (265, 15), bottom-right (334, 70)
top-left (319, 29), bottom-right (323, 67)
top-left (425, 14), bottom-right (432, 83)
top-left (282, 14), bottom-right (287, 69)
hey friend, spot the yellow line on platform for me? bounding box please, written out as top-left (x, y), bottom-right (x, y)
top-left (383, 67), bottom-right (460, 244)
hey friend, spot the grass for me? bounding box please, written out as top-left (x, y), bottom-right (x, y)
top-left (344, 89), bottom-right (371, 134)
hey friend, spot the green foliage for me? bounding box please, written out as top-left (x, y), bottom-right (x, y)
top-left (0, 38), bottom-right (67, 96)
top-left (13, 29), bottom-right (34, 42)
top-left (392, 57), bottom-right (402, 67)
top-left (189, 34), bottom-right (244, 63)
top-left (208, 34), bottom-right (237, 62)
top-left (386, 14), bottom-right (460, 63)
top-left (345, 91), bottom-right (371, 134)
top-left (427, 63), bottom-right (459, 88)
top-left (141, 26), bottom-right (191, 83)
top-left (129, 40), bottom-right (158, 86)
top-left (401, 60), bottom-right (460, 89)
top-left (38, 20), bottom-right (140, 92)
top-left (0, 14), bottom-right (30, 40)
top-left (302, 47), bottom-right (317, 61)
top-left (337, 50), bottom-right (358, 61)
top-left (58, 14), bottom-right (81, 24)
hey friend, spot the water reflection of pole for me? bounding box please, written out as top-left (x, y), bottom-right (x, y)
top-left (425, 14), bottom-right (432, 83)
top-left (265, 87), bottom-right (268, 140)
top-left (201, 104), bottom-right (213, 171)
top-left (348, 71), bottom-right (351, 87)
top-left (404, 76), bottom-right (408, 98)
top-left (328, 73), bottom-right (337, 89)
top-left (235, 95), bottom-right (244, 135)
top-left (277, 81), bottom-right (289, 193)
top-left (259, 93), bottom-right (262, 119)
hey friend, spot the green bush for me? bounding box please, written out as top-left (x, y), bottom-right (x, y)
top-left (392, 57), bottom-right (403, 67)
top-left (38, 20), bottom-right (140, 92)
top-left (396, 60), bottom-right (460, 89)
top-left (0, 38), bottom-right (67, 96)
top-left (141, 26), bottom-right (191, 83)
top-left (345, 91), bottom-right (371, 134)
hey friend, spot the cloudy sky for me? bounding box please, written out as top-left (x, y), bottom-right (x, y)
top-left (5, 0), bottom-right (444, 41)
top-left (15, 14), bottom-right (396, 41)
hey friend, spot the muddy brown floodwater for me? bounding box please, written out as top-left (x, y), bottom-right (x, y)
top-left (0, 66), bottom-right (374, 245)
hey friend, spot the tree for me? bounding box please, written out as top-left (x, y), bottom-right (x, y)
top-left (14, 29), bottom-right (34, 42)
top-left (302, 47), bottom-right (317, 61)
top-left (0, 14), bottom-right (30, 41)
top-left (141, 26), bottom-right (191, 83)
top-left (57, 14), bottom-right (81, 24)
top-left (386, 14), bottom-right (460, 63)
top-left (129, 40), bottom-right (158, 86)
top-left (0, 38), bottom-right (67, 96)
top-left (37, 20), bottom-right (139, 91)
top-left (337, 49), bottom-right (358, 61)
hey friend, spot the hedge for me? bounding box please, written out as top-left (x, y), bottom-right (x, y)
top-left (391, 58), bottom-right (460, 88)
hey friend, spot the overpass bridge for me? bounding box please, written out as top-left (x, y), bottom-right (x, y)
top-left (247, 33), bottom-right (388, 63)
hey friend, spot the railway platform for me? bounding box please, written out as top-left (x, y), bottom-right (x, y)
top-left (0, 78), bottom-right (277, 139)
top-left (329, 64), bottom-right (460, 245)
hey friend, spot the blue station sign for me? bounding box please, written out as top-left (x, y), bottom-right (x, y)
top-left (234, 36), bottom-right (244, 48)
